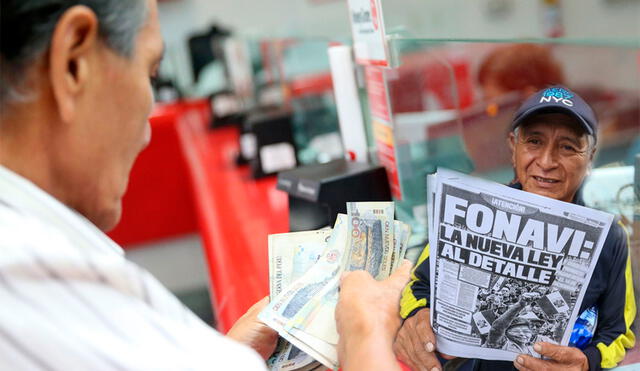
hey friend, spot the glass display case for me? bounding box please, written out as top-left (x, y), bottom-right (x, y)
top-left (234, 37), bottom-right (348, 175)
top-left (275, 38), bottom-right (347, 166)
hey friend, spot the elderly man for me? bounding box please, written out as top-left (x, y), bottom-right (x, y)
top-left (394, 86), bottom-right (636, 371)
top-left (0, 1), bottom-right (411, 370)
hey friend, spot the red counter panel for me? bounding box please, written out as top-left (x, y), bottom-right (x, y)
top-left (177, 110), bottom-right (289, 332)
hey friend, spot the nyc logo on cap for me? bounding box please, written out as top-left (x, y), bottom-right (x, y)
top-left (540, 87), bottom-right (575, 107)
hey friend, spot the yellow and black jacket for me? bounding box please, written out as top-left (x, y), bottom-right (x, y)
top-left (400, 184), bottom-right (636, 371)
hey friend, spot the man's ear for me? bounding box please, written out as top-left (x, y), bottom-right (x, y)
top-left (48, 5), bottom-right (99, 123)
top-left (507, 131), bottom-right (517, 167)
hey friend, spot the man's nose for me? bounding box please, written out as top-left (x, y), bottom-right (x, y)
top-left (536, 144), bottom-right (559, 170)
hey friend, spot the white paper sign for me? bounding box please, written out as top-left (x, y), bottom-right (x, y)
top-left (347, 0), bottom-right (388, 66)
top-left (260, 142), bottom-right (297, 174)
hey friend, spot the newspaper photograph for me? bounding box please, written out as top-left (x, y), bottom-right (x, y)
top-left (428, 169), bottom-right (614, 361)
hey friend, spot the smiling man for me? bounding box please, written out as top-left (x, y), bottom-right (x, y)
top-left (394, 86), bottom-right (636, 371)
top-left (510, 112), bottom-right (591, 201)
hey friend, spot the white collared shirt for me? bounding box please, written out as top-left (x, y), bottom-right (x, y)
top-left (0, 165), bottom-right (266, 370)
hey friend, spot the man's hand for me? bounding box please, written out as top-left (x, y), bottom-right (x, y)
top-left (226, 297), bottom-right (278, 360)
top-left (393, 307), bottom-right (444, 371)
top-left (514, 342), bottom-right (588, 371)
top-left (336, 260), bottom-right (413, 371)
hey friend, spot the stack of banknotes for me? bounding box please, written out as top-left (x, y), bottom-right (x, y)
top-left (259, 202), bottom-right (412, 371)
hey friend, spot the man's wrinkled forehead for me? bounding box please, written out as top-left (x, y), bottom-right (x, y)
top-left (519, 113), bottom-right (589, 139)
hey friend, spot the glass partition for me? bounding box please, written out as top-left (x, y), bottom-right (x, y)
top-left (374, 39), bottom-right (639, 251)
top-left (380, 0), bottom-right (640, 45)
top-left (262, 38), bottom-right (346, 166)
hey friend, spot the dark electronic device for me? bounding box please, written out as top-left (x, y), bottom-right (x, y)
top-left (242, 108), bottom-right (298, 178)
top-left (277, 159), bottom-right (392, 231)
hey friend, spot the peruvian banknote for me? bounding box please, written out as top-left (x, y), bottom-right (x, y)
top-left (345, 202), bottom-right (395, 279)
top-left (268, 229), bottom-right (333, 300)
top-left (260, 215), bottom-right (349, 369)
top-left (390, 220), bottom-right (412, 274)
top-left (267, 229), bottom-right (332, 371)
top-left (290, 203), bottom-right (409, 346)
top-left (283, 203), bottom-right (358, 345)
top-left (262, 203), bottom-right (411, 370)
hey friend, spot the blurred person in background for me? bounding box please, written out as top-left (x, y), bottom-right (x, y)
top-left (0, 1), bottom-right (410, 369)
top-left (478, 43), bottom-right (565, 101)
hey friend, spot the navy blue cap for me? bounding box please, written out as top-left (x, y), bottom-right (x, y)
top-left (511, 85), bottom-right (598, 141)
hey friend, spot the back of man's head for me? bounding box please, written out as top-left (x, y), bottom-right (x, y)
top-left (1, 0), bottom-right (147, 108)
top-left (0, 0), bottom-right (162, 232)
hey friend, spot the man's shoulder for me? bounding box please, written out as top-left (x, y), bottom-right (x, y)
top-left (607, 218), bottom-right (628, 242)
top-left (0, 202), bottom-right (64, 243)
top-left (594, 218), bottom-right (630, 278)
top-left (603, 218), bottom-right (629, 255)
top-left (0, 202), bottom-right (85, 265)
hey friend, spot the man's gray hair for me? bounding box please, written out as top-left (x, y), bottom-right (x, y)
top-left (0, 0), bottom-right (148, 107)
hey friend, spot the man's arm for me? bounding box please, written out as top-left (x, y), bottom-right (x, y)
top-left (486, 296), bottom-right (529, 347)
top-left (587, 220), bottom-right (636, 370)
top-left (336, 260), bottom-right (413, 371)
top-left (339, 321), bottom-right (401, 371)
top-left (399, 244), bottom-right (431, 319)
top-left (394, 244), bottom-right (448, 371)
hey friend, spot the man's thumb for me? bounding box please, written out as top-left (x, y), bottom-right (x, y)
top-left (534, 342), bottom-right (567, 361)
top-left (389, 260), bottom-right (413, 288)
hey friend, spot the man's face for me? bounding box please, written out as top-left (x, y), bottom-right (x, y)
top-left (62, 0), bottom-right (163, 230)
top-left (509, 113), bottom-right (593, 203)
top-left (506, 325), bottom-right (533, 345)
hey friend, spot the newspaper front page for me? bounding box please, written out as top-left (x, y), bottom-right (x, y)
top-left (428, 169), bottom-right (614, 361)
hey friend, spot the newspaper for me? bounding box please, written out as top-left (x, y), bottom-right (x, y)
top-left (428, 169), bottom-right (614, 361)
